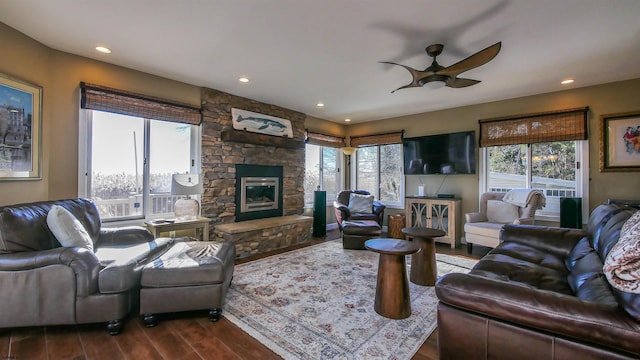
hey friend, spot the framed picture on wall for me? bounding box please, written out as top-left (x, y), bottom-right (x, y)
top-left (0, 73), bottom-right (42, 180)
top-left (599, 110), bottom-right (640, 172)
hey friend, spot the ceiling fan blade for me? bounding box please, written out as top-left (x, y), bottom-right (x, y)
top-left (390, 82), bottom-right (423, 93)
top-left (380, 61), bottom-right (434, 92)
top-left (438, 42), bottom-right (501, 78)
top-left (446, 77), bottom-right (481, 88)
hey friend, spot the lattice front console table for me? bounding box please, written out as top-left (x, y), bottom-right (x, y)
top-left (404, 197), bottom-right (461, 248)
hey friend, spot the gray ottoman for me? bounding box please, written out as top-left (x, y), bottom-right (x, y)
top-left (342, 220), bottom-right (382, 250)
top-left (139, 240), bottom-right (235, 327)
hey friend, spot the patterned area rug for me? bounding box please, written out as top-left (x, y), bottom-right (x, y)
top-left (224, 240), bottom-right (477, 360)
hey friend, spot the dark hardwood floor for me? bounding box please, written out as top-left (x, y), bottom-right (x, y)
top-left (0, 230), bottom-right (489, 360)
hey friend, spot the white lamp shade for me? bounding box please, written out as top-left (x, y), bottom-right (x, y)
top-left (171, 174), bottom-right (203, 196)
top-left (341, 147), bottom-right (358, 156)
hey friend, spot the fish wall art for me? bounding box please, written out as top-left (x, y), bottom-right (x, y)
top-left (231, 108), bottom-right (294, 138)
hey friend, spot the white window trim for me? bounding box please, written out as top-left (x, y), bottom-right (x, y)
top-left (351, 144), bottom-right (405, 209)
top-left (78, 109), bottom-right (202, 224)
top-left (304, 144), bottom-right (344, 208)
top-left (480, 140), bottom-right (589, 223)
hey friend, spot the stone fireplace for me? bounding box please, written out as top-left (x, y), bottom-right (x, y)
top-left (200, 88), bottom-right (311, 258)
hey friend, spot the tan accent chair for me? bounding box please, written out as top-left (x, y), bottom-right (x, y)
top-left (464, 191), bottom-right (545, 253)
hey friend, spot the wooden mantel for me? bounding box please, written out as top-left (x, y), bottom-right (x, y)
top-left (221, 129), bottom-right (305, 149)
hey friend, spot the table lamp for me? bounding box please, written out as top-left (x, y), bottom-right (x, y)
top-left (171, 174), bottom-right (203, 220)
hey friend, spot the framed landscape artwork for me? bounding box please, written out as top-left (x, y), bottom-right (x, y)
top-left (0, 73), bottom-right (42, 180)
top-left (600, 110), bottom-right (640, 172)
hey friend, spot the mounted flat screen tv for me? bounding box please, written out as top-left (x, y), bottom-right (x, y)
top-left (403, 131), bottom-right (476, 175)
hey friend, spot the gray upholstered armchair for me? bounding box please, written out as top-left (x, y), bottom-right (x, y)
top-left (0, 198), bottom-right (173, 335)
top-left (464, 190), bottom-right (545, 253)
top-left (333, 190), bottom-right (386, 231)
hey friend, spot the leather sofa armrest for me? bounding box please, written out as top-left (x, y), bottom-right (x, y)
top-left (334, 202), bottom-right (350, 220)
top-left (501, 224), bottom-right (585, 257)
top-left (436, 273), bottom-right (640, 355)
top-left (0, 247), bottom-right (100, 296)
top-left (97, 226), bottom-right (154, 246)
top-left (373, 201), bottom-right (386, 226)
top-left (372, 201), bottom-right (385, 215)
top-left (465, 212), bottom-right (487, 223)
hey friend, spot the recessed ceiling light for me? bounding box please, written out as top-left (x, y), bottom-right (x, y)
top-left (344, 118), bottom-right (351, 122)
top-left (316, 102), bottom-right (325, 107)
top-left (561, 79), bottom-right (574, 85)
top-left (95, 46), bottom-right (111, 54)
top-left (239, 77), bottom-right (249, 83)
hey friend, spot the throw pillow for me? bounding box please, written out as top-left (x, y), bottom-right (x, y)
top-left (46, 205), bottom-right (94, 252)
top-left (348, 193), bottom-right (374, 214)
top-left (604, 211), bottom-right (640, 293)
top-left (486, 200), bottom-right (520, 224)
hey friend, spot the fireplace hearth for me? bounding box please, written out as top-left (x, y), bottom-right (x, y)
top-left (235, 164), bottom-right (283, 221)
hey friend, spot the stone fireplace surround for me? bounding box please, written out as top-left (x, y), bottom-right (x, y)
top-left (200, 88), bottom-right (312, 258)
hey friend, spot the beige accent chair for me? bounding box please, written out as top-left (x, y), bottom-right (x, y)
top-left (464, 191), bottom-right (545, 253)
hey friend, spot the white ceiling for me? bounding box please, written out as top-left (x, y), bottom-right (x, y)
top-left (1, 0), bottom-right (640, 124)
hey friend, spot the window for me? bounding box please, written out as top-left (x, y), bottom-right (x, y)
top-left (482, 140), bottom-right (588, 221)
top-left (304, 144), bottom-right (342, 207)
top-left (80, 110), bottom-right (200, 221)
top-left (354, 144), bottom-right (404, 208)
top-left (479, 107), bottom-right (589, 222)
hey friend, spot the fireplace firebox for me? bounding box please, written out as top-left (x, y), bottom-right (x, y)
top-left (235, 164), bottom-right (283, 221)
top-left (240, 177), bottom-right (279, 212)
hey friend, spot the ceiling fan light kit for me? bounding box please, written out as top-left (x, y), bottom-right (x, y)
top-left (382, 41), bottom-right (502, 93)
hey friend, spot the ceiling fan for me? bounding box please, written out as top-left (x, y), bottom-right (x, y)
top-left (381, 41), bottom-right (502, 93)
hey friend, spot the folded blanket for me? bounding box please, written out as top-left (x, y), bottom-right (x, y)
top-left (604, 211), bottom-right (640, 294)
top-left (503, 189), bottom-right (546, 209)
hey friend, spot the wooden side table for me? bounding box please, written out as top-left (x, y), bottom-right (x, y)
top-left (402, 227), bottom-right (446, 286)
top-left (145, 217), bottom-right (211, 241)
top-left (365, 238), bottom-right (420, 319)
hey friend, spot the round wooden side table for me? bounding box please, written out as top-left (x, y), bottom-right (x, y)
top-left (402, 227), bottom-right (446, 286)
top-left (364, 238), bottom-right (420, 319)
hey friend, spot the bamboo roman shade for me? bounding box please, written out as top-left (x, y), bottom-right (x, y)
top-left (479, 107), bottom-right (588, 147)
top-left (305, 130), bottom-right (346, 148)
top-left (80, 82), bottom-right (202, 125)
top-left (349, 130), bottom-right (404, 147)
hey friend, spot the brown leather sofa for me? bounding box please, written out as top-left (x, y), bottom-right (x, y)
top-left (0, 198), bottom-right (173, 335)
top-left (436, 203), bottom-right (640, 359)
top-left (333, 190), bottom-right (386, 231)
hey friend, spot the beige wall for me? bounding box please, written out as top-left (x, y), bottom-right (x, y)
top-left (0, 23), bottom-right (51, 204)
top-left (346, 79), bottom-right (640, 220)
top-left (0, 23), bottom-right (200, 205)
top-left (2, 21), bottom-right (639, 221)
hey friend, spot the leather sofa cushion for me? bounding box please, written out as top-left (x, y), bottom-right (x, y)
top-left (596, 210), bottom-right (634, 259)
top-left (346, 213), bottom-right (381, 223)
top-left (565, 237), bottom-right (593, 269)
top-left (95, 237), bottom-right (174, 293)
top-left (568, 251), bottom-right (603, 293)
top-left (141, 241), bottom-right (235, 287)
top-left (471, 242), bottom-right (572, 295)
top-left (0, 198), bottom-right (101, 254)
top-left (490, 241), bottom-right (568, 273)
top-left (342, 220), bottom-right (382, 235)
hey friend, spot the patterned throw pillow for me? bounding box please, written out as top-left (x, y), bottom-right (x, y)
top-left (46, 205), bottom-right (94, 252)
top-left (604, 211), bottom-right (640, 293)
top-left (348, 193), bottom-right (374, 214)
